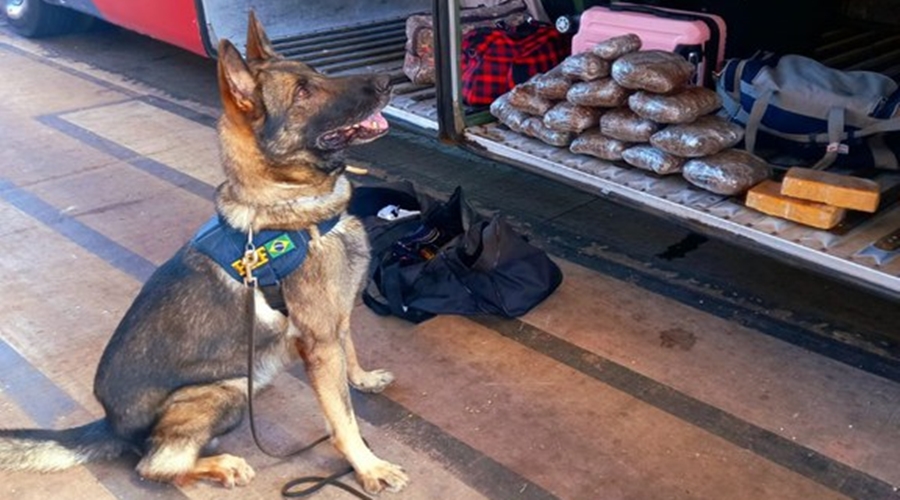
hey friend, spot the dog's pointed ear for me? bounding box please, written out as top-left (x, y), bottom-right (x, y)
top-left (246, 10), bottom-right (279, 62)
top-left (217, 39), bottom-right (262, 124)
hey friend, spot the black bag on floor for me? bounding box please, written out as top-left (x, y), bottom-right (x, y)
top-left (351, 183), bottom-right (563, 324)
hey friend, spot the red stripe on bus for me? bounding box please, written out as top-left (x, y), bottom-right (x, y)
top-left (92, 0), bottom-right (207, 56)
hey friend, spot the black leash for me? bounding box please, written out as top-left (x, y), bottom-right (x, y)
top-left (281, 469), bottom-right (373, 499)
top-left (241, 237), bottom-right (372, 499)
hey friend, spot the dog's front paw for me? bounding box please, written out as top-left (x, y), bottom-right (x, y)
top-left (350, 369), bottom-right (395, 393)
top-left (213, 454), bottom-right (256, 488)
top-left (174, 453), bottom-right (256, 489)
top-left (356, 459), bottom-right (409, 494)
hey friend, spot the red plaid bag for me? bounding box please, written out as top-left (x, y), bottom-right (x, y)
top-left (403, 0), bottom-right (531, 85)
top-left (462, 22), bottom-right (570, 107)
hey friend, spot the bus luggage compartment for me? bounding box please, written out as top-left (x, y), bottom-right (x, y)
top-left (210, 0), bottom-right (900, 299)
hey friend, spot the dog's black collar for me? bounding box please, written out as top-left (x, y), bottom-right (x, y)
top-left (190, 214), bottom-right (341, 314)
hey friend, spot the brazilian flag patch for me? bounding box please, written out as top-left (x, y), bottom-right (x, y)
top-left (230, 234), bottom-right (296, 277)
top-left (265, 233), bottom-right (296, 259)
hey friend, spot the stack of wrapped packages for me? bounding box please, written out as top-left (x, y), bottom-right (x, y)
top-left (490, 33), bottom-right (771, 198)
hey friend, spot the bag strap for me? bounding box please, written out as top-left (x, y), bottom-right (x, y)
top-left (730, 58), bottom-right (750, 102)
top-left (746, 96), bottom-right (852, 168)
top-left (746, 116), bottom-right (900, 145)
top-left (742, 88), bottom-right (900, 156)
top-left (809, 107), bottom-right (846, 170)
top-left (848, 117), bottom-right (900, 138)
top-left (868, 134), bottom-right (900, 170)
top-left (759, 109), bottom-right (900, 139)
top-left (743, 88), bottom-right (772, 154)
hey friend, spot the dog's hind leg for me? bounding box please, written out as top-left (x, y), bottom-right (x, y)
top-left (135, 382), bottom-right (255, 488)
top-left (339, 316), bottom-right (395, 393)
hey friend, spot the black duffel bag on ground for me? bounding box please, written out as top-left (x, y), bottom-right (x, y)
top-left (350, 182), bottom-right (563, 324)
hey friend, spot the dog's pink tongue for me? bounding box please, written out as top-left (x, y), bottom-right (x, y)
top-left (362, 112), bottom-right (389, 131)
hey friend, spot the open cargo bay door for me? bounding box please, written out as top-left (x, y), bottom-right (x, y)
top-left (424, 0), bottom-right (900, 300)
top-left (202, 0), bottom-right (900, 300)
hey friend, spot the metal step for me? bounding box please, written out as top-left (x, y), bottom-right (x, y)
top-left (271, 17), bottom-right (410, 80)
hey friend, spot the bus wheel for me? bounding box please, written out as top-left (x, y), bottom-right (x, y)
top-left (4, 0), bottom-right (93, 38)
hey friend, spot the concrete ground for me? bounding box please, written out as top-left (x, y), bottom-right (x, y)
top-left (1, 21), bottom-right (900, 500)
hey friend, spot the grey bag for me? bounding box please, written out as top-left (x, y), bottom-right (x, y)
top-left (717, 52), bottom-right (900, 170)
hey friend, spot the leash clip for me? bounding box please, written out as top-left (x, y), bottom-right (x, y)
top-left (243, 228), bottom-right (259, 287)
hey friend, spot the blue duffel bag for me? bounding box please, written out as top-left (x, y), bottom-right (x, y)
top-left (716, 52), bottom-right (900, 170)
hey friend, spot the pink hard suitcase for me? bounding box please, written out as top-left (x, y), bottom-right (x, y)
top-left (571, 3), bottom-right (726, 87)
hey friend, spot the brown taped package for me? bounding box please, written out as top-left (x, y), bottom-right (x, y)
top-left (622, 145), bottom-right (686, 175)
top-left (560, 52), bottom-right (611, 81)
top-left (781, 167), bottom-right (881, 213)
top-left (531, 68), bottom-right (572, 100)
top-left (507, 83), bottom-right (555, 115)
top-left (592, 33), bottom-right (642, 60)
top-left (747, 180), bottom-right (846, 229)
top-left (650, 116), bottom-right (744, 158)
top-left (611, 50), bottom-right (694, 94)
top-left (682, 149), bottom-right (771, 196)
top-left (600, 107), bottom-right (660, 143)
top-left (490, 93), bottom-right (532, 133)
top-left (544, 102), bottom-right (604, 133)
top-left (567, 78), bottom-right (632, 108)
top-left (570, 130), bottom-right (630, 161)
top-left (522, 117), bottom-right (575, 147)
top-left (628, 87), bottom-right (722, 124)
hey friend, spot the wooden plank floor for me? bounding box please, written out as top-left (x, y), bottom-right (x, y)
top-left (2, 28), bottom-right (900, 500)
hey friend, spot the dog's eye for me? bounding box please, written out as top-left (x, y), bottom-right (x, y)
top-left (293, 82), bottom-right (310, 101)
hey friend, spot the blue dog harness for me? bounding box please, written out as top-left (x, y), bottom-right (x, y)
top-left (191, 214), bottom-right (341, 314)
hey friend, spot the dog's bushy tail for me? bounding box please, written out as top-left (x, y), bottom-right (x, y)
top-left (0, 419), bottom-right (132, 472)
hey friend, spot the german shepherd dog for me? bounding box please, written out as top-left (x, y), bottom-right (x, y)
top-left (0, 13), bottom-right (408, 495)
